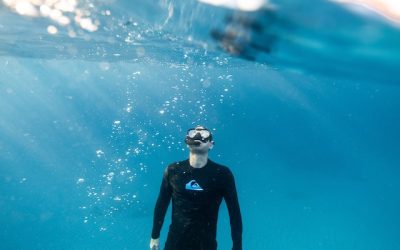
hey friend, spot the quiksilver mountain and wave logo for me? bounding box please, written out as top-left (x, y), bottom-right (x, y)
top-left (185, 179), bottom-right (203, 191)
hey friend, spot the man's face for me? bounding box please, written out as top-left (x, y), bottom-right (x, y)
top-left (186, 127), bottom-right (214, 154)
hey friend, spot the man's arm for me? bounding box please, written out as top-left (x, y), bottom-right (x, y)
top-left (222, 168), bottom-right (243, 250)
top-left (151, 166), bottom-right (172, 239)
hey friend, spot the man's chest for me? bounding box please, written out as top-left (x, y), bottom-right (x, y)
top-left (170, 167), bottom-right (222, 200)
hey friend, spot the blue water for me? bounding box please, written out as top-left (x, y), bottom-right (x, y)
top-left (1, 0), bottom-right (400, 249)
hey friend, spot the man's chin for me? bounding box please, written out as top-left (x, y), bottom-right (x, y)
top-left (189, 147), bottom-right (207, 154)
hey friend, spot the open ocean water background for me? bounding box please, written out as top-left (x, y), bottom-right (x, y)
top-left (0, 0), bottom-right (400, 249)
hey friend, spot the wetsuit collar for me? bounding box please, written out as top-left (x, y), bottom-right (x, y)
top-left (187, 158), bottom-right (210, 169)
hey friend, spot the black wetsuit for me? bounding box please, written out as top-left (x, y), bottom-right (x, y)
top-left (151, 159), bottom-right (242, 250)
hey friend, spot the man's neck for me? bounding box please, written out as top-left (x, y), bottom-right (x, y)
top-left (189, 152), bottom-right (208, 168)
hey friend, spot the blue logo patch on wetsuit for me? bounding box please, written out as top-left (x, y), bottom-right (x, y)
top-left (185, 179), bottom-right (203, 191)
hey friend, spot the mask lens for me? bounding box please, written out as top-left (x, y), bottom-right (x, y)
top-left (199, 130), bottom-right (210, 138)
top-left (188, 129), bottom-right (198, 138)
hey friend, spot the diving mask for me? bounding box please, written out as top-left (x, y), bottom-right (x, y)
top-left (185, 127), bottom-right (212, 146)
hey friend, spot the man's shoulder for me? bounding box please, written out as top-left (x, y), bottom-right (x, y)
top-left (208, 159), bottom-right (232, 174)
top-left (166, 159), bottom-right (188, 170)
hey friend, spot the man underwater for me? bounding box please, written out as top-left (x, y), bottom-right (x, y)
top-left (150, 125), bottom-right (243, 250)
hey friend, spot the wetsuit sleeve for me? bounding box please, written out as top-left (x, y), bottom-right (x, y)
top-left (222, 169), bottom-right (243, 250)
top-left (151, 166), bottom-right (172, 239)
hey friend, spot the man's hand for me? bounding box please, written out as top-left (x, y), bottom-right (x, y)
top-left (149, 238), bottom-right (160, 250)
